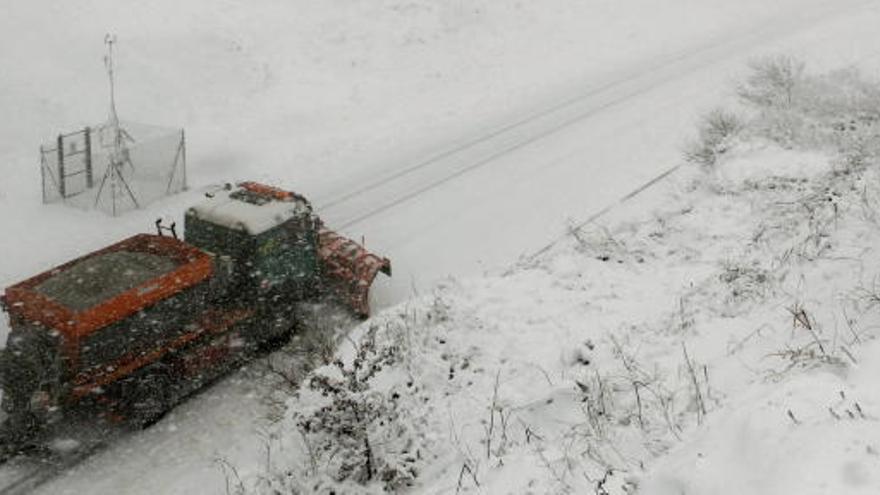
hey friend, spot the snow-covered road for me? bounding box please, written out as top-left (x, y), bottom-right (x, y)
top-left (0, 0), bottom-right (879, 492)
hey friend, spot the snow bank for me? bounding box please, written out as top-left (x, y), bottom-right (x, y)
top-left (714, 143), bottom-right (830, 184)
top-left (645, 354), bottom-right (880, 495)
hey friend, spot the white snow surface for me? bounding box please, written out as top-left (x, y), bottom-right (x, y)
top-left (1, 0), bottom-right (880, 493)
top-left (187, 185), bottom-right (309, 235)
top-left (260, 141), bottom-right (880, 494)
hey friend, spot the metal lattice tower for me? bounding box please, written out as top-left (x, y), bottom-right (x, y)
top-left (94, 34), bottom-right (139, 215)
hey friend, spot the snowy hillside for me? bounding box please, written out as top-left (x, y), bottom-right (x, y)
top-left (248, 63), bottom-right (880, 494)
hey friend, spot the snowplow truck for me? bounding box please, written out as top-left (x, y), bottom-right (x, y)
top-left (0, 181), bottom-right (390, 451)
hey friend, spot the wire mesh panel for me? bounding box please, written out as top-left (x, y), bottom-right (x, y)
top-left (40, 128), bottom-right (94, 203)
top-left (41, 120), bottom-right (186, 216)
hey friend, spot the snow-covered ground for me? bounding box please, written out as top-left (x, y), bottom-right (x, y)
top-left (251, 65), bottom-right (880, 493)
top-left (2, 0), bottom-right (880, 493)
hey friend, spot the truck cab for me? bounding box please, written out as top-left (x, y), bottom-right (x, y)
top-left (184, 182), bottom-right (322, 300)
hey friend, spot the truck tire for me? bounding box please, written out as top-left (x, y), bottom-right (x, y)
top-left (127, 372), bottom-right (174, 428)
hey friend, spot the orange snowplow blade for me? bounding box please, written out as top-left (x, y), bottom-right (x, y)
top-left (317, 228), bottom-right (391, 318)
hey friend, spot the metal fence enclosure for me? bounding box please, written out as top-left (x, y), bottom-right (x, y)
top-left (41, 120), bottom-right (186, 216)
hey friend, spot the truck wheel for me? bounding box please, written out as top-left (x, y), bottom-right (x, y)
top-left (257, 325), bottom-right (294, 353)
top-left (128, 373), bottom-right (174, 428)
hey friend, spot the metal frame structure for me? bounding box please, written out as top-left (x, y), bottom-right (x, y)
top-left (39, 128), bottom-right (94, 202)
top-left (40, 125), bottom-right (186, 215)
top-left (39, 34), bottom-right (187, 216)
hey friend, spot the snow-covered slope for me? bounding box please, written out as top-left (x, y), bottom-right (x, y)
top-left (1, 0), bottom-right (880, 493)
top-left (257, 66), bottom-right (880, 493)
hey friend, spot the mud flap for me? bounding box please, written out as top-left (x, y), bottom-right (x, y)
top-left (317, 228), bottom-right (391, 318)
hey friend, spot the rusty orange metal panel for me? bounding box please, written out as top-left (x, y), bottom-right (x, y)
top-left (238, 181), bottom-right (299, 202)
top-left (3, 234), bottom-right (214, 340)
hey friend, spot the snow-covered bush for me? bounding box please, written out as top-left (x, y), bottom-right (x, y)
top-left (733, 56), bottom-right (880, 158)
top-left (737, 54), bottom-right (804, 109)
top-left (294, 324), bottom-right (422, 492)
top-left (685, 108), bottom-right (744, 168)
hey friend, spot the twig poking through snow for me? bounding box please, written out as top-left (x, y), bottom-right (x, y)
top-left (682, 343), bottom-right (707, 423)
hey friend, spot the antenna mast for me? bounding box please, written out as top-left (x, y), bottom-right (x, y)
top-left (104, 34), bottom-right (124, 159)
top-left (95, 33), bottom-right (139, 214)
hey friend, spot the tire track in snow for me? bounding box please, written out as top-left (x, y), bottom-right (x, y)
top-left (0, 439), bottom-right (108, 495)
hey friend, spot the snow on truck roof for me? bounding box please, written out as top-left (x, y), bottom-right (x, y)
top-left (186, 182), bottom-right (311, 235)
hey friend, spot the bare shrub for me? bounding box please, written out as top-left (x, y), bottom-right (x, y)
top-left (685, 108), bottom-right (744, 168)
top-left (765, 303), bottom-right (847, 379)
top-left (738, 55), bottom-right (805, 109)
